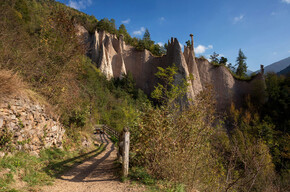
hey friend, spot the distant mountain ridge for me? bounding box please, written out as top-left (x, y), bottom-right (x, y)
top-left (278, 65), bottom-right (290, 76)
top-left (257, 57), bottom-right (290, 74)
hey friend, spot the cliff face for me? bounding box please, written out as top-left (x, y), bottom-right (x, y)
top-left (77, 26), bottom-right (265, 110)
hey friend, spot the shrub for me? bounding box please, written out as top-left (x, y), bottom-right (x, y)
top-left (131, 65), bottom-right (225, 191)
top-left (0, 70), bottom-right (26, 99)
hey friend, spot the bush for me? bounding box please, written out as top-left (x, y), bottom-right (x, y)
top-left (0, 70), bottom-right (26, 99)
top-left (130, 65), bottom-right (225, 191)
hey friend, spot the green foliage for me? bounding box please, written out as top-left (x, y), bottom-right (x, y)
top-left (210, 52), bottom-right (219, 64)
top-left (0, 145), bottom-right (105, 190)
top-left (143, 28), bottom-right (151, 42)
top-left (0, 152), bottom-right (53, 187)
top-left (119, 27), bottom-right (166, 56)
top-left (219, 56), bottom-right (228, 65)
top-left (262, 73), bottom-right (290, 174)
top-left (131, 65), bottom-right (225, 191)
top-left (109, 136), bottom-right (118, 143)
top-left (151, 64), bottom-right (189, 105)
top-left (227, 62), bottom-right (235, 72)
top-left (0, 172), bottom-right (16, 192)
top-left (235, 49), bottom-right (248, 77)
top-left (129, 167), bottom-right (155, 185)
top-left (0, 127), bottom-right (13, 149)
top-left (0, 0), bottom-right (148, 138)
top-left (96, 18), bottom-right (118, 34)
top-left (185, 40), bottom-right (191, 47)
top-left (220, 102), bottom-right (279, 191)
top-left (131, 64), bottom-right (284, 191)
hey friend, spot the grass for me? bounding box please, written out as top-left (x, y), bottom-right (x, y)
top-left (125, 167), bottom-right (186, 192)
top-left (109, 135), bottom-right (119, 144)
top-left (0, 70), bottom-right (26, 100)
top-left (0, 144), bottom-right (105, 191)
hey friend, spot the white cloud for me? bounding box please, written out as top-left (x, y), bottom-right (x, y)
top-left (132, 27), bottom-right (145, 36)
top-left (194, 45), bottom-right (213, 54)
top-left (273, 52), bottom-right (277, 55)
top-left (157, 42), bottom-right (164, 47)
top-left (121, 19), bottom-right (131, 24)
top-left (271, 12), bottom-right (277, 16)
top-left (159, 17), bottom-right (165, 23)
top-left (68, 0), bottom-right (92, 10)
top-left (233, 14), bottom-right (244, 24)
top-left (282, 0), bottom-right (290, 4)
top-left (288, 50), bottom-right (290, 53)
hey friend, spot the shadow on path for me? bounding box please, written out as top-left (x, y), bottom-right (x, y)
top-left (59, 133), bottom-right (118, 183)
top-left (44, 133), bottom-right (110, 178)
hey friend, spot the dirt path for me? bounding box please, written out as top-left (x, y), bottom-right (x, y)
top-left (41, 134), bottom-right (143, 192)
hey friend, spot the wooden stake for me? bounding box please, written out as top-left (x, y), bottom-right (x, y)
top-left (122, 130), bottom-right (130, 177)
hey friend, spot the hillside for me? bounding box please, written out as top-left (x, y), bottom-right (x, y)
top-left (278, 65), bottom-right (290, 76)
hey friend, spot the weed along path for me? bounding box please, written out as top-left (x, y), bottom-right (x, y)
top-left (41, 133), bottom-right (143, 192)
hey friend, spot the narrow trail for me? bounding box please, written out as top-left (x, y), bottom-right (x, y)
top-left (41, 133), bottom-right (143, 192)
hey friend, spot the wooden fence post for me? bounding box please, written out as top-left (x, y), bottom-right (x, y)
top-left (122, 128), bottom-right (130, 177)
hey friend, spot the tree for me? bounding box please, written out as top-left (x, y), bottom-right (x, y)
top-left (227, 63), bottom-right (235, 72)
top-left (210, 52), bottom-right (219, 64)
top-left (235, 49), bottom-right (247, 77)
top-left (118, 24), bottom-right (128, 34)
top-left (164, 43), bottom-right (168, 50)
top-left (143, 28), bottom-right (151, 41)
top-left (219, 56), bottom-right (228, 65)
top-left (109, 18), bottom-right (116, 29)
top-left (185, 40), bottom-right (191, 47)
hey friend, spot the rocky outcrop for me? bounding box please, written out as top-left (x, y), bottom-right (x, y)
top-left (0, 96), bottom-right (65, 155)
top-left (78, 27), bottom-right (266, 110)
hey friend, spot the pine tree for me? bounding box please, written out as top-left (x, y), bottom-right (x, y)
top-left (235, 49), bottom-right (247, 77)
top-left (118, 24), bottom-right (128, 34)
top-left (210, 52), bottom-right (219, 64)
top-left (143, 28), bottom-right (151, 41)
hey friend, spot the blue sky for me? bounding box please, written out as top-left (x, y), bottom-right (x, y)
top-left (57, 0), bottom-right (290, 71)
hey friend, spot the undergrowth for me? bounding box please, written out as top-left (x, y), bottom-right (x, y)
top-left (0, 144), bottom-right (105, 191)
top-left (126, 167), bottom-right (186, 192)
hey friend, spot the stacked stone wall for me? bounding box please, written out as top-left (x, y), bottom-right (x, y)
top-left (0, 96), bottom-right (65, 155)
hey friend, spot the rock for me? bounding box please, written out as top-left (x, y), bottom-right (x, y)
top-left (45, 142), bottom-right (52, 148)
top-left (94, 141), bottom-right (100, 146)
top-left (31, 136), bottom-right (39, 144)
top-left (29, 151), bottom-right (39, 157)
top-left (0, 117), bottom-right (3, 128)
top-left (0, 152), bottom-right (5, 158)
top-left (11, 115), bottom-right (16, 120)
top-left (17, 136), bottom-right (24, 142)
top-left (51, 126), bottom-right (58, 132)
top-left (89, 30), bottom-right (266, 111)
top-left (23, 144), bottom-right (30, 150)
top-left (16, 145), bottom-right (22, 151)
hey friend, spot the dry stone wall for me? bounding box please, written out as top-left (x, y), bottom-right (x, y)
top-left (0, 96), bottom-right (65, 155)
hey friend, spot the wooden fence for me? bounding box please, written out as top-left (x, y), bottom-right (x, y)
top-left (95, 124), bottom-right (119, 138)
